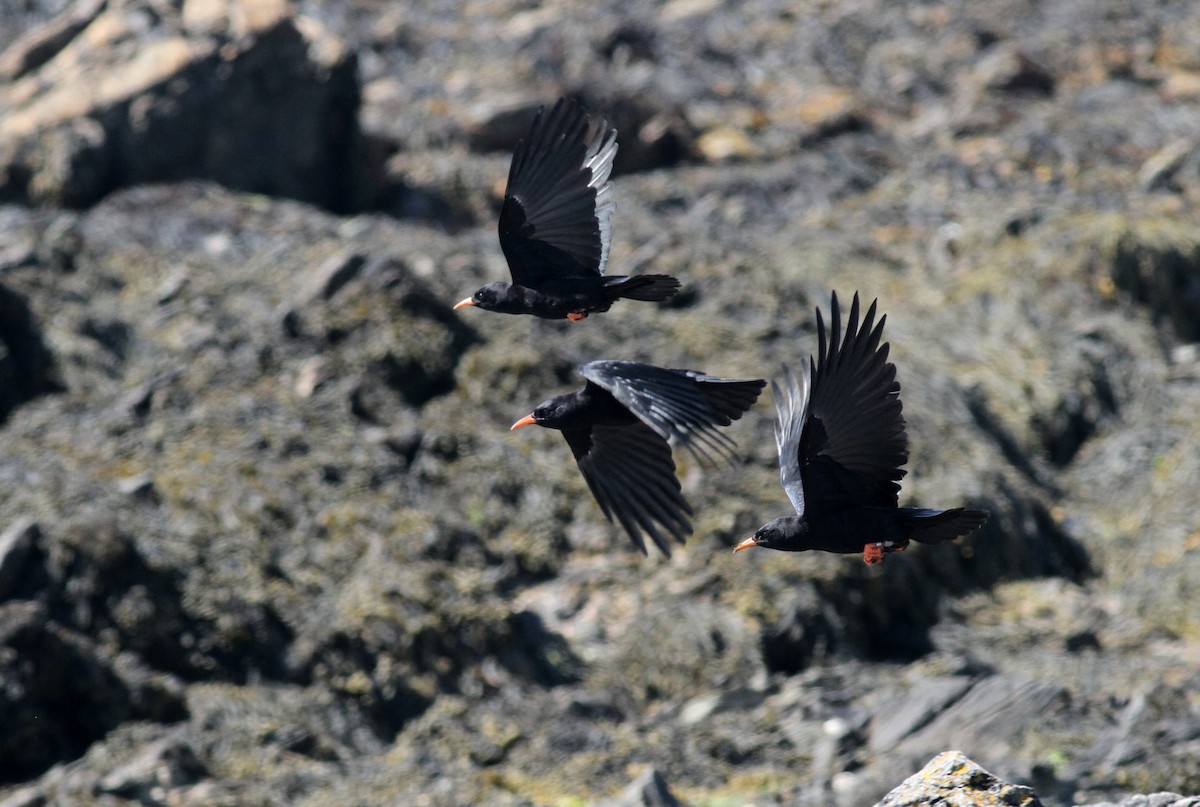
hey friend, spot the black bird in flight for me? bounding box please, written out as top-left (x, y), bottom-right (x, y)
top-left (453, 97), bottom-right (680, 321)
top-left (735, 292), bottom-right (989, 565)
top-left (512, 360), bottom-right (765, 555)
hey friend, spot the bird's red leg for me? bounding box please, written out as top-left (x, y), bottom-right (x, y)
top-left (863, 543), bottom-right (884, 565)
top-left (567, 311), bottom-right (588, 322)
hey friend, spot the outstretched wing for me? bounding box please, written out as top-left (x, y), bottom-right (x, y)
top-left (771, 363), bottom-right (810, 517)
top-left (498, 97), bottom-right (617, 287)
top-left (798, 291), bottom-right (908, 516)
top-left (563, 422), bottom-right (692, 556)
top-left (580, 360), bottom-right (765, 467)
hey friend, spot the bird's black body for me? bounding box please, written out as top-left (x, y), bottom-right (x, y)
top-left (454, 97), bottom-right (679, 321)
top-left (513, 360), bottom-right (765, 555)
top-left (737, 292), bottom-right (989, 564)
top-left (750, 508), bottom-right (990, 558)
top-left (466, 276), bottom-right (675, 320)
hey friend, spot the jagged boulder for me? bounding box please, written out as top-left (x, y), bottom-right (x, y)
top-left (0, 0), bottom-right (365, 210)
top-left (875, 751), bottom-right (1042, 807)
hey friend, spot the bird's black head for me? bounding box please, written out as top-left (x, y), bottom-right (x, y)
top-left (734, 516), bottom-right (807, 552)
top-left (453, 282), bottom-right (522, 314)
top-left (511, 393), bottom-right (588, 432)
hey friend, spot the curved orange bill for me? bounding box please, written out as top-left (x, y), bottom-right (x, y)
top-left (452, 297), bottom-right (477, 310)
top-left (510, 413), bottom-right (537, 430)
top-left (733, 537), bottom-right (757, 553)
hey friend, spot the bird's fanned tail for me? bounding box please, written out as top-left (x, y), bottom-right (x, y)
top-left (603, 274), bottom-right (681, 302)
top-left (898, 507), bottom-right (990, 544)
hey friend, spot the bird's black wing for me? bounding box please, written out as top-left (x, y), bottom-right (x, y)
top-left (498, 97), bottom-right (617, 287)
top-left (580, 360), bottom-right (764, 467)
top-left (797, 292), bottom-right (908, 516)
top-left (563, 422), bottom-right (692, 556)
top-left (772, 363), bottom-right (810, 517)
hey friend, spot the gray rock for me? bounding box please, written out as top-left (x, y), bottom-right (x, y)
top-left (0, 785), bottom-right (44, 807)
top-left (895, 675), bottom-right (1066, 763)
top-left (302, 255), bottom-right (480, 410)
top-left (0, 0), bottom-right (105, 81)
top-left (0, 601), bottom-right (186, 784)
top-left (115, 472), bottom-right (158, 501)
top-left (301, 251), bottom-right (368, 304)
top-left (974, 46), bottom-right (1056, 96)
top-left (597, 767), bottom-right (682, 807)
top-left (1078, 795), bottom-right (1200, 807)
top-left (1138, 140), bottom-right (1197, 192)
top-left (875, 750), bottom-right (1043, 806)
top-left (0, 0), bottom-right (364, 210)
top-left (868, 675), bottom-right (973, 752)
top-left (96, 733), bottom-right (206, 800)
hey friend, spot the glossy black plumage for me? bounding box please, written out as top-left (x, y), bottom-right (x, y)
top-left (512, 360), bottom-right (765, 555)
top-left (453, 97), bottom-right (679, 321)
top-left (736, 292), bottom-right (989, 564)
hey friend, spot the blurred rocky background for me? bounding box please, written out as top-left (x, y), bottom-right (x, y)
top-left (2, 0), bottom-right (1199, 805)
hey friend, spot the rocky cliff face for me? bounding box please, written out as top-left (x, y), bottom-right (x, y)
top-left (2, 1), bottom-right (1199, 805)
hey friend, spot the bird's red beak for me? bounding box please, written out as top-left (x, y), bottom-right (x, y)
top-left (733, 536), bottom-right (757, 553)
top-left (452, 297), bottom-right (476, 310)
top-left (510, 414), bottom-right (538, 430)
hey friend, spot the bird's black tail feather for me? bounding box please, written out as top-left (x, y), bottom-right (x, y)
top-left (604, 274), bottom-right (681, 302)
top-left (899, 507), bottom-right (990, 544)
top-left (691, 377), bottom-right (767, 425)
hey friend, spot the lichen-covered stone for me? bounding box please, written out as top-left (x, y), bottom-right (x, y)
top-left (875, 751), bottom-right (1043, 807)
top-left (1, 0), bottom-right (1200, 805)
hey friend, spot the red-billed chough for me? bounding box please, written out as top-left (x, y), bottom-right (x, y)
top-left (734, 292), bottom-right (989, 565)
top-left (453, 97), bottom-right (680, 321)
top-left (512, 360), bottom-right (765, 554)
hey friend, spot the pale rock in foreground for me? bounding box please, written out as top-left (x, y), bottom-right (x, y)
top-left (874, 751), bottom-right (1042, 807)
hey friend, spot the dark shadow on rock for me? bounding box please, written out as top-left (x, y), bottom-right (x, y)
top-left (0, 520), bottom-right (41, 604)
top-left (381, 177), bottom-right (477, 230)
top-left (964, 386), bottom-right (1059, 491)
top-left (338, 258), bottom-right (480, 411)
top-left (118, 20), bottom-right (363, 214)
top-left (761, 582), bottom-right (841, 675)
top-left (0, 282), bottom-right (64, 424)
top-left (1031, 381), bottom-right (1115, 467)
top-left (501, 610), bottom-right (583, 687)
top-left (96, 733), bottom-right (208, 802)
top-left (599, 24), bottom-right (658, 64)
top-left (865, 487), bottom-right (1089, 662)
top-left (1112, 230), bottom-right (1200, 344)
top-left (12, 519), bottom-right (297, 686)
top-left (289, 606), bottom-right (582, 744)
top-left (79, 316), bottom-right (133, 364)
top-left (587, 93), bottom-right (694, 175)
top-left (760, 483), bottom-right (1093, 669)
top-left (0, 601), bottom-right (187, 784)
top-left (964, 482), bottom-right (1093, 587)
top-left (0, 0), bottom-right (105, 80)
